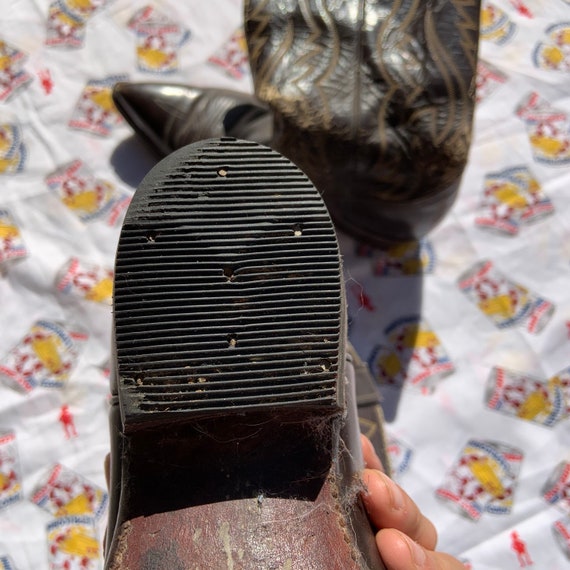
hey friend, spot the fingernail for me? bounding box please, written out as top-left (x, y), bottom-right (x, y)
top-left (381, 472), bottom-right (405, 511)
top-left (407, 536), bottom-right (427, 568)
top-left (361, 435), bottom-right (384, 471)
top-left (370, 447), bottom-right (383, 471)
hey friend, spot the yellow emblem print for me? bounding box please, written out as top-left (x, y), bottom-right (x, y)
top-left (478, 291), bottom-right (527, 320)
top-left (533, 24), bottom-right (570, 72)
top-left (480, 2), bottom-right (516, 45)
top-left (389, 242), bottom-right (430, 274)
top-left (529, 132), bottom-right (567, 158)
top-left (31, 334), bottom-right (63, 374)
top-left (66, 0), bottom-right (100, 18)
top-left (469, 457), bottom-right (505, 498)
top-left (56, 493), bottom-right (91, 517)
top-left (84, 276), bottom-right (113, 303)
top-left (62, 188), bottom-right (100, 214)
top-left (0, 472), bottom-right (18, 492)
top-left (486, 367), bottom-right (565, 427)
top-left (61, 528), bottom-right (98, 558)
top-left (0, 222), bottom-right (19, 240)
top-left (56, 257), bottom-right (114, 304)
top-left (54, 526), bottom-right (99, 558)
top-left (137, 41), bottom-right (174, 71)
top-left (0, 124), bottom-right (25, 174)
top-left (47, 160), bottom-right (130, 224)
top-left (0, 45), bottom-right (12, 72)
top-left (0, 208), bottom-right (26, 264)
top-left (85, 86), bottom-right (115, 113)
top-left (372, 317), bottom-right (454, 392)
top-left (492, 182), bottom-right (528, 210)
top-left (517, 390), bottom-right (551, 420)
top-left (378, 351), bottom-right (402, 378)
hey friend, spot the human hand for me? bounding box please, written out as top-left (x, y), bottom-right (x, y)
top-left (361, 435), bottom-right (465, 570)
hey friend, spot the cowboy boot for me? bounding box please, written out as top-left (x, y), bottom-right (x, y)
top-left (244, 0), bottom-right (480, 244)
top-left (104, 138), bottom-right (387, 569)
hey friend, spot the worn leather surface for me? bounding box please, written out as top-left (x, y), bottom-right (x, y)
top-left (109, 480), bottom-right (372, 570)
top-left (245, 0), bottom-right (481, 242)
top-left (106, 345), bottom-right (387, 569)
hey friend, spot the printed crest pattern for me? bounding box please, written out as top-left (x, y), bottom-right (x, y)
top-left (436, 440), bottom-right (523, 521)
top-left (481, 2), bottom-right (517, 45)
top-left (542, 461), bottom-right (570, 514)
top-left (354, 240), bottom-right (435, 277)
top-left (386, 435), bottom-right (413, 480)
top-left (47, 516), bottom-right (100, 570)
top-left (127, 5), bottom-right (190, 74)
top-left (553, 517), bottom-right (570, 559)
top-left (0, 556), bottom-right (17, 570)
top-left (475, 166), bottom-right (553, 236)
top-left (208, 28), bottom-right (249, 79)
top-left (69, 76), bottom-right (127, 137)
top-left (32, 463), bottom-right (108, 520)
top-left (458, 260), bottom-right (555, 333)
top-left (46, 0), bottom-right (110, 48)
top-left (0, 1), bottom-right (569, 567)
top-left (46, 160), bottom-right (131, 225)
top-left (369, 316), bottom-right (454, 393)
top-left (476, 60), bottom-right (508, 103)
top-left (533, 23), bottom-right (570, 72)
top-left (0, 320), bottom-right (87, 392)
top-left (0, 40), bottom-right (32, 102)
top-left (56, 258), bottom-right (113, 305)
top-left (550, 365), bottom-right (570, 417)
top-left (517, 92), bottom-right (570, 166)
top-left (0, 123), bottom-right (26, 175)
top-left (485, 366), bottom-right (566, 427)
top-left (0, 432), bottom-right (22, 511)
top-left (0, 209), bottom-right (27, 266)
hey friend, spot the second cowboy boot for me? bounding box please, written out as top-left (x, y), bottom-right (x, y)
top-left (105, 138), bottom-right (387, 569)
top-left (245, 0), bottom-right (481, 244)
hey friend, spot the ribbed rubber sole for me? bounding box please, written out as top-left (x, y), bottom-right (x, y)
top-left (114, 138), bottom-right (344, 430)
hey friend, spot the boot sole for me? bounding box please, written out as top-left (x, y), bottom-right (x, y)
top-left (114, 137), bottom-right (344, 428)
top-left (106, 139), bottom-right (384, 568)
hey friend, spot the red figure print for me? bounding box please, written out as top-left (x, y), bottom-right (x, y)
top-left (350, 283), bottom-right (375, 312)
top-left (59, 405), bottom-right (78, 439)
top-left (508, 0), bottom-right (532, 17)
top-left (38, 69), bottom-right (53, 95)
top-left (511, 531), bottom-right (533, 567)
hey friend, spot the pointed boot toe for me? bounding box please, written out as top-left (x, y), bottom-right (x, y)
top-left (112, 82), bottom-right (273, 156)
top-left (105, 138), bottom-right (386, 569)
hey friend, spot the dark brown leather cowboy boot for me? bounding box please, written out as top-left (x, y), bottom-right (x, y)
top-left (105, 138), bottom-right (386, 569)
top-left (245, 0), bottom-right (481, 245)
